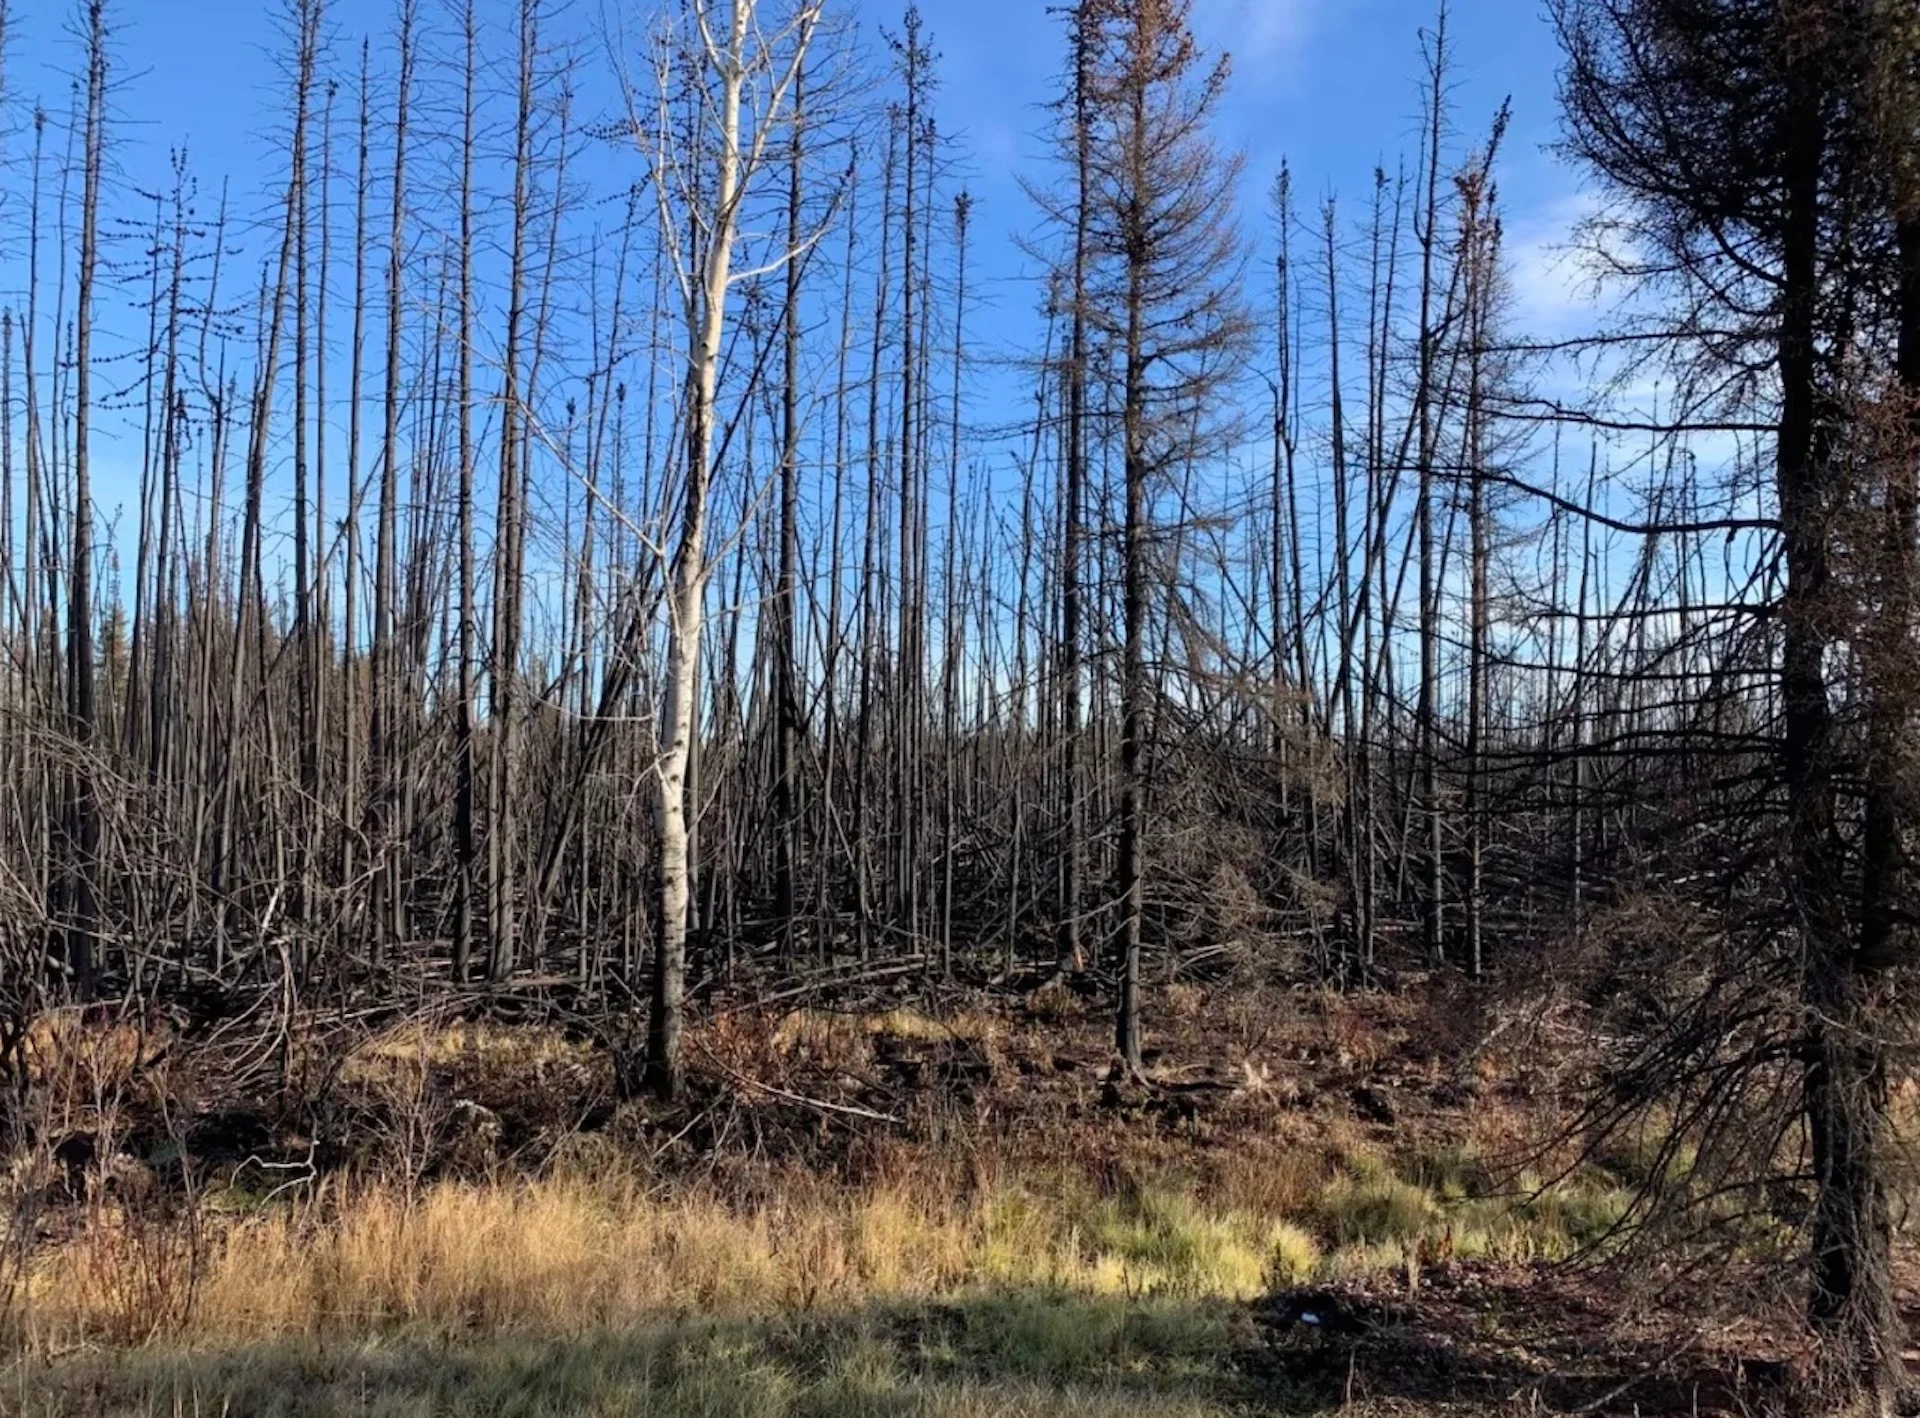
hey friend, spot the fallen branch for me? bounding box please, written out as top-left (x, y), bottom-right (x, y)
top-left (692, 1037), bottom-right (902, 1125)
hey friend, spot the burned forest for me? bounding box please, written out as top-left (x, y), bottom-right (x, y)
top-left (4, 0), bottom-right (1920, 1414)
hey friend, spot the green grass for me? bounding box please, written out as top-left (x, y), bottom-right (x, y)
top-left (1080, 1187), bottom-right (1318, 1298)
top-left (1314, 1162), bottom-right (1442, 1248)
top-left (1309, 1152), bottom-right (1636, 1272)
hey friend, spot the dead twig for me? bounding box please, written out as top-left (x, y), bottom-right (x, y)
top-left (691, 1036), bottom-right (902, 1125)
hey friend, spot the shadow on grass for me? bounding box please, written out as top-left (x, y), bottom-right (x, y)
top-left (1, 1289), bottom-right (1287, 1418)
top-left (3, 1279), bottom-right (1801, 1417)
top-left (1256, 1272), bottom-right (1799, 1418)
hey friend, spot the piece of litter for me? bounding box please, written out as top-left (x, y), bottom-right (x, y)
top-left (1300, 1312), bottom-right (1320, 1326)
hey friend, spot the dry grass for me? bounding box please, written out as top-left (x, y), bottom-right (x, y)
top-left (15, 1163), bottom-right (1309, 1352)
top-left (6, 1165), bottom-right (1311, 1416)
top-left (16, 1009), bottom-right (165, 1145)
top-left (0, 999), bottom-right (1658, 1416)
top-left (6, 1134), bottom-right (1634, 1358)
top-left (339, 1019), bottom-right (602, 1082)
top-left (766, 1006), bottom-right (999, 1072)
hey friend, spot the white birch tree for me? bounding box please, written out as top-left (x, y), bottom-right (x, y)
top-left (633, 0), bottom-right (823, 1099)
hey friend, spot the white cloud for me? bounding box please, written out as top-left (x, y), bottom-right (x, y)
top-left (1504, 188), bottom-right (1607, 339)
top-left (1190, 0), bottom-right (1315, 71)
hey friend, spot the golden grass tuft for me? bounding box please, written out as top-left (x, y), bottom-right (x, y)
top-left (1314, 1162), bottom-right (1443, 1248)
top-left (14, 1167), bottom-right (1257, 1350)
top-left (1210, 1146), bottom-right (1330, 1218)
top-left (9, 1132), bottom-right (1646, 1358)
top-left (766, 1007), bottom-right (997, 1072)
top-left (338, 1019), bottom-right (604, 1092)
top-left (17, 1009), bottom-right (163, 1134)
top-left (1081, 1186), bottom-right (1316, 1298)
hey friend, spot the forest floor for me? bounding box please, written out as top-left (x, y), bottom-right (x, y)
top-left (0, 969), bottom-right (1899, 1415)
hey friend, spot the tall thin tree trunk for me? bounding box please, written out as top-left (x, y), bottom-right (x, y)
top-left (371, 0), bottom-right (416, 961)
top-left (1058, 1), bottom-right (1091, 979)
top-left (1415, 8), bottom-right (1447, 968)
top-left (61, 0), bottom-right (109, 999)
top-left (342, 42), bottom-right (371, 948)
top-left (774, 65), bottom-right (805, 957)
top-left (452, 0), bottom-right (479, 984)
top-left (1114, 58), bottom-right (1150, 1078)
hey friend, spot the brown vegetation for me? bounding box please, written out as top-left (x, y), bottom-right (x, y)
top-left (0, 977), bottom-right (1874, 1415)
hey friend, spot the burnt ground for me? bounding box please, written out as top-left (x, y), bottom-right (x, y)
top-left (13, 967), bottom-right (1920, 1415)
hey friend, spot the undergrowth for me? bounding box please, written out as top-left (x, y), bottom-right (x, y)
top-left (0, 1001), bottom-right (1663, 1415)
top-left (3, 1141), bottom-right (1631, 1357)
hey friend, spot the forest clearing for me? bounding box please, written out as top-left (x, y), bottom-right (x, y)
top-left (6, 0), bottom-right (1920, 1410)
top-left (2, 977), bottom-right (1883, 1416)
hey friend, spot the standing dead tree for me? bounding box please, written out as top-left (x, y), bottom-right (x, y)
top-left (57, 0), bottom-right (109, 1001)
top-left (628, 0), bottom-right (824, 1100)
top-left (1070, 0), bottom-right (1250, 1073)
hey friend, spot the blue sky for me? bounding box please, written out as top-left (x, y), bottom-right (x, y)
top-left (3, 1), bottom-right (1572, 179)
top-left (2, 0), bottom-right (1585, 354)
top-left (0, 0), bottom-right (1604, 642)
top-left (952, 0), bottom-right (1583, 333)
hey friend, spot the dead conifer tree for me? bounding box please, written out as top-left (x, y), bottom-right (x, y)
top-left (60, 0), bottom-right (110, 998)
top-left (1072, 0), bottom-right (1249, 1073)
